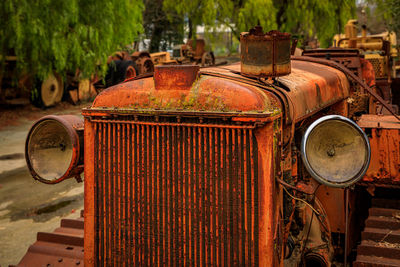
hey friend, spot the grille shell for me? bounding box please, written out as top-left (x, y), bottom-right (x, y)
top-left (92, 117), bottom-right (260, 266)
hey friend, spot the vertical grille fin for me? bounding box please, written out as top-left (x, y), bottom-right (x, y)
top-left (94, 121), bottom-right (259, 266)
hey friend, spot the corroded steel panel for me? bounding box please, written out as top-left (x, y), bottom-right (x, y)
top-left (277, 60), bottom-right (350, 122)
top-left (154, 65), bottom-right (199, 91)
top-left (91, 60), bottom-right (349, 125)
top-left (358, 114), bottom-right (400, 186)
top-left (91, 75), bottom-right (279, 116)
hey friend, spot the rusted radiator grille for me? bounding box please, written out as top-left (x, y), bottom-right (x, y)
top-left (93, 120), bottom-right (259, 266)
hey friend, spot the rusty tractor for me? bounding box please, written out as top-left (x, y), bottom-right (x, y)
top-left (18, 26), bottom-right (400, 266)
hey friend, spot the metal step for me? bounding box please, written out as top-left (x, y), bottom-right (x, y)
top-left (357, 240), bottom-right (400, 259)
top-left (354, 206), bottom-right (400, 267)
top-left (362, 227), bottom-right (400, 244)
top-left (15, 212), bottom-right (84, 266)
top-left (365, 215), bottom-right (400, 230)
top-left (371, 199), bottom-right (400, 209)
top-left (354, 255), bottom-right (400, 267)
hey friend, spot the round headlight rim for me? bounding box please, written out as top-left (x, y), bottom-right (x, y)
top-left (300, 115), bottom-right (371, 188)
top-left (25, 115), bottom-right (81, 184)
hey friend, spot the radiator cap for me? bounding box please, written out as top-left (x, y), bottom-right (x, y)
top-left (154, 65), bottom-right (199, 91)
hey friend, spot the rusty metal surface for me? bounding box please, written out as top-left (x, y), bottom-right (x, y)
top-left (292, 56), bottom-right (400, 121)
top-left (357, 114), bottom-right (400, 186)
top-left (187, 39), bottom-right (206, 59)
top-left (90, 66), bottom-right (280, 117)
top-left (25, 115), bottom-right (84, 184)
top-left (316, 186), bottom-right (347, 233)
top-left (82, 112), bottom-right (281, 266)
top-left (277, 60), bottom-right (350, 122)
top-left (353, 199), bottom-right (400, 266)
top-left (16, 214), bottom-right (84, 267)
top-left (240, 26), bottom-right (291, 77)
top-left (90, 59), bottom-right (351, 127)
top-left (302, 48), bottom-right (363, 78)
top-left (154, 65), bottom-right (199, 91)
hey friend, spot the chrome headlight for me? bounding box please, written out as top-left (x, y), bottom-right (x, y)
top-left (301, 115), bottom-right (371, 188)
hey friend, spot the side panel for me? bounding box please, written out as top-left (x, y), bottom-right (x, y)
top-left (255, 122), bottom-right (281, 266)
top-left (358, 115), bottom-right (400, 186)
top-left (84, 119), bottom-right (95, 266)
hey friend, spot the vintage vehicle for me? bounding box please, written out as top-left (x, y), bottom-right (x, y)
top-left (18, 26), bottom-right (400, 266)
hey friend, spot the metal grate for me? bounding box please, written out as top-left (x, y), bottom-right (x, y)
top-left (93, 119), bottom-right (259, 266)
top-left (368, 58), bottom-right (384, 78)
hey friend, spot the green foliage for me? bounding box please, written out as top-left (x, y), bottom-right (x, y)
top-left (0, 0), bottom-right (143, 80)
top-left (163, 0), bottom-right (355, 48)
top-left (273, 0), bottom-right (356, 47)
top-left (143, 0), bottom-right (184, 52)
top-left (367, 0), bottom-right (400, 37)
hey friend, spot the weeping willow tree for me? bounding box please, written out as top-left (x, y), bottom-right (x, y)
top-left (366, 0), bottom-right (400, 42)
top-left (273, 0), bottom-right (356, 47)
top-left (163, 0), bottom-right (356, 48)
top-left (0, 0), bottom-right (143, 79)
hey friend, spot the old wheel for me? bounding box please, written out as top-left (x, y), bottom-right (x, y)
top-left (105, 60), bottom-right (139, 88)
top-left (125, 65), bottom-right (137, 80)
top-left (32, 73), bottom-right (64, 108)
top-left (136, 56), bottom-right (154, 74)
top-left (201, 52), bottom-right (215, 67)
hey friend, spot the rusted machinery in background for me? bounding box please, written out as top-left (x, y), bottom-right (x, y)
top-left (18, 26), bottom-right (400, 266)
top-left (171, 38), bottom-right (215, 66)
top-left (1, 39), bottom-right (218, 108)
top-left (333, 19), bottom-right (399, 113)
top-left (95, 40), bottom-right (217, 94)
top-left (0, 55), bottom-right (68, 107)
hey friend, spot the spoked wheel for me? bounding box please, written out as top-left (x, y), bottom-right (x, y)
top-left (125, 65), bottom-right (137, 80)
top-left (136, 56), bottom-right (154, 74)
top-left (105, 60), bottom-right (139, 88)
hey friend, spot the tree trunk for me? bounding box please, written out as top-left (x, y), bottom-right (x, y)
top-left (188, 18), bottom-right (193, 40)
top-left (149, 25), bottom-right (164, 52)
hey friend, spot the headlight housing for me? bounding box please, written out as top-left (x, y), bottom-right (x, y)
top-left (25, 115), bottom-right (84, 184)
top-left (301, 115), bottom-right (371, 188)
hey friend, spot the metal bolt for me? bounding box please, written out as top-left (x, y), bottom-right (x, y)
top-left (76, 261), bottom-right (81, 265)
top-left (58, 258), bottom-right (63, 262)
top-left (327, 147), bottom-right (335, 157)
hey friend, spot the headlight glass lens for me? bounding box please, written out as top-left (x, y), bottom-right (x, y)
top-left (27, 120), bottom-right (73, 182)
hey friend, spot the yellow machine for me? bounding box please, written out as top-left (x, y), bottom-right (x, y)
top-left (334, 19), bottom-right (399, 110)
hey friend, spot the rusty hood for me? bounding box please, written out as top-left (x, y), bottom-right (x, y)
top-left (89, 60), bottom-right (350, 122)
